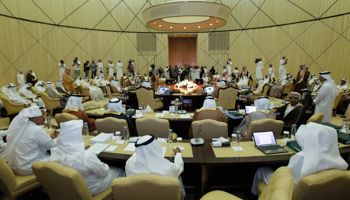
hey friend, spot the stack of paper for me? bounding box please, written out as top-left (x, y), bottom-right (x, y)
top-left (89, 143), bottom-right (110, 155)
top-left (90, 133), bottom-right (113, 144)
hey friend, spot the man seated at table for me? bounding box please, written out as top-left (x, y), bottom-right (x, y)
top-left (337, 78), bottom-right (348, 92)
top-left (269, 74), bottom-right (292, 98)
top-left (235, 97), bottom-right (276, 138)
top-left (19, 83), bottom-right (46, 108)
top-left (125, 135), bottom-right (185, 200)
top-left (2, 83), bottom-right (32, 107)
top-left (103, 98), bottom-right (136, 137)
top-left (62, 94), bottom-right (96, 132)
top-left (271, 92), bottom-right (306, 130)
top-left (49, 120), bottom-right (125, 195)
top-left (251, 122), bottom-right (348, 195)
top-left (5, 106), bottom-right (58, 175)
top-left (188, 97), bottom-right (227, 138)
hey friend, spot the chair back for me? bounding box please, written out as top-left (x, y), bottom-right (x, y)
top-left (136, 87), bottom-right (163, 110)
top-left (39, 91), bottom-right (61, 110)
top-left (80, 83), bottom-right (90, 98)
top-left (216, 86), bottom-right (238, 110)
top-left (0, 156), bottom-right (17, 197)
top-left (246, 118), bottom-right (284, 139)
top-left (292, 169), bottom-right (350, 200)
top-left (262, 85), bottom-right (269, 96)
top-left (259, 167), bottom-right (294, 200)
top-left (191, 119), bottom-right (228, 139)
top-left (332, 89), bottom-right (345, 110)
top-left (55, 113), bottom-right (79, 127)
top-left (31, 87), bottom-right (37, 94)
top-left (306, 113), bottom-right (324, 124)
top-left (95, 117), bottom-right (128, 134)
top-left (32, 161), bottom-right (94, 200)
top-left (283, 82), bottom-right (294, 95)
top-left (136, 118), bottom-right (170, 138)
top-left (0, 95), bottom-right (25, 115)
top-left (112, 174), bottom-right (180, 200)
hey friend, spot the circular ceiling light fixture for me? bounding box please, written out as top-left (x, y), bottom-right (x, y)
top-left (143, 1), bottom-right (230, 32)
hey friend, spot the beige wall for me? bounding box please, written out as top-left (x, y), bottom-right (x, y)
top-left (1, 0), bottom-right (349, 86)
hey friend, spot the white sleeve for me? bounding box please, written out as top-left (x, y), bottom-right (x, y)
top-left (173, 152), bottom-right (184, 176)
top-left (86, 153), bottom-right (109, 178)
top-left (313, 85), bottom-right (327, 104)
top-left (34, 129), bottom-right (55, 150)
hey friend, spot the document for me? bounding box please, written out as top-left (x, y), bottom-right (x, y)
top-left (124, 143), bottom-right (136, 152)
top-left (89, 143), bottom-right (110, 155)
top-left (105, 145), bottom-right (118, 152)
top-left (90, 133), bottom-right (113, 143)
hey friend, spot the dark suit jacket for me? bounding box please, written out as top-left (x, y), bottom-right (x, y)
top-left (276, 103), bottom-right (306, 129)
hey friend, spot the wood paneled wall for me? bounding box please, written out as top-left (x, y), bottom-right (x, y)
top-left (1, 0), bottom-right (349, 86)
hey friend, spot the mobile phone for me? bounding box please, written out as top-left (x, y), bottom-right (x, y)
top-left (85, 145), bottom-right (90, 150)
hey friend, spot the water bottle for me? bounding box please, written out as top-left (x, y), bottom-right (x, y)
top-left (231, 133), bottom-right (236, 147)
top-left (46, 117), bottom-right (52, 130)
top-left (291, 124), bottom-right (297, 140)
top-left (83, 122), bottom-right (89, 138)
top-left (168, 129), bottom-right (173, 147)
top-left (123, 126), bottom-right (129, 144)
top-left (236, 131), bottom-right (241, 147)
top-left (283, 131), bottom-right (290, 142)
top-left (342, 119), bottom-right (348, 131)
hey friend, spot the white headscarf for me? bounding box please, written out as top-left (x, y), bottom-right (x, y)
top-left (46, 82), bottom-right (60, 95)
top-left (216, 81), bottom-right (225, 87)
top-left (28, 69), bottom-right (37, 79)
top-left (111, 80), bottom-right (121, 90)
top-left (94, 76), bottom-right (100, 86)
top-left (56, 80), bottom-right (68, 93)
top-left (201, 97), bottom-right (216, 109)
top-left (34, 81), bottom-right (46, 93)
top-left (4, 83), bottom-right (31, 104)
top-left (108, 98), bottom-right (125, 114)
top-left (142, 81), bottom-right (151, 88)
top-left (126, 135), bottom-right (182, 177)
top-left (320, 72), bottom-right (338, 98)
top-left (65, 95), bottom-right (84, 110)
top-left (254, 97), bottom-right (270, 111)
top-left (48, 120), bottom-right (86, 166)
top-left (287, 122), bottom-right (348, 185)
top-left (75, 76), bottom-right (83, 86)
top-left (5, 106), bottom-right (43, 169)
top-left (81, 77), bottom-right (90, 88)
top-left (100, 77), bottom-right (110, 86)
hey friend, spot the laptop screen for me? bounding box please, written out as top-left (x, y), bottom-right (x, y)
top-left (157, 86), bottom-right (170, 94)
top-left (245, 106), bottom-right (256, 114)
top-left (253, 131), bottom-right (277, 146)
top-left (204, 86), bottom-right (214, 94)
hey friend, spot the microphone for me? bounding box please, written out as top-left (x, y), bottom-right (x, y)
top-left (223, 98), bottom-right (231, 110)
top-left (190, 124), bottom-right (204, 146)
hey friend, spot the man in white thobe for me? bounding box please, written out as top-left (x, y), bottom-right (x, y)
top-left (236, 97), bottom-right (276, 138)
top-left (58, 60), bottom-right (66, 80)
top-left (268, 64), bottom-right (275, 80)
top-left (337, 78), bottom-right (348, 92)
top-left (126, 135), bottom-right (186, 200)
top-left (251, 122), bottom-right (348, 195)
top-left (226, 58), bottom-right (232, 76)
top-left (5, 106), bottom-right (58, 175)
top-left (279, 56), bottom-right (287, 80)
top-left (255, 58), bottom-right (263, 79)
top-left (3, 83), bottom-right (32, 106)
top-left (108, 60), bottom-right (114, 77)
top-left (49, 120), bottom-right (125, 195)
top-left (313, 71), bottom-right (339, 123)
top-left (116, 59), bottom-right (123, 79)
top-left (97, 59), bottom-right (103, 77)
top-left (17, 70), bottom-right (26, 89)
top-left (19, 83), bottom-right (46, 108)
top-left (72, 57), bottom-right (81, 80)
top-left (34, 81), bottom-right (46, 93)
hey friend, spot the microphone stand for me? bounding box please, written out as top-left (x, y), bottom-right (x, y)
top-left (178, 96), bottom-right (186, 114)
top-left (190, 125), bottom-right (204, 145)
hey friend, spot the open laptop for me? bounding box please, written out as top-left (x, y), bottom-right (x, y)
top-left (156, 86), bottom-right (170, 94)
top-left (245, 105), bottom-right (256, 114)
top-left (253, 131), bottom-right (288, 154)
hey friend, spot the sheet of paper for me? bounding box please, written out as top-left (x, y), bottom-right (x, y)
top-left (162, 147), bottom-right (167, 157)
top-left (105, 145), bottom-right (118, 152)
top-left (180, 114), bottom-right (191, 118)
top-left (115, 140), bottom-right (125, 144)
top-left (155, 113), bottom-right (165, 118)
top-left (124, 143), bottom-right (136, 152)
top-left (99, 108), bottom-right (106, 110)
top-left (157, 138), bottom-right (168, 143)
top-left (132, 114), bottom-right (143, 118)
top-left (89, 143), bottom-right (110, 155)
top-left (162, 110), bottom-right (169, 114)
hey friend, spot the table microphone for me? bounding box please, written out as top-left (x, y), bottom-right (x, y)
top-left (190, 125), bottom-right (204, 146)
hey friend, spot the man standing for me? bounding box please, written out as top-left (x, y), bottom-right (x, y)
top-left (72, 57), bottom-right (81, 80)
top-left (26, 68), bottom-right (38, 86)
top-left (5, 107), bottom-right (58, 175)
top-left (116, 59), bottom-right (123, 79)
top-left (90, 60), bottom-right (97, 79)
top-left (272, 92), bottom-right (306, 130)
top-left (313, 71), bottom-right (339, 123)
top-left (226, 58), bottom-right (232, 76)
top-left (279, 56), bottom-right (287, 80)
top-left (58, 60), bottom-right (66, 80)
top-left (255, 58), bottom-right (263, 79)
top-left (97, 59), bottom-right (103, 78)
top-left (268, 64), bottom-right (275, 80)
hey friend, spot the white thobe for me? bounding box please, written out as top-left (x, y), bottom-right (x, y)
top-left (313, 81), bottom-right (337, 123)
top-left (59, 63), bottom-right (66, 80)
top-left (337, 84), bottom-right (348, 91)
top-left (116, 62), bottom-right (123, 79)
top-left (227, 61), bottom-right (232, 75)
top-left (8, 121), bottom-right (55, 175)
top-left (20, 89), bottom-right (45, 107)
top-left (97, 62), bottom-right (103, 77)
top-left (17, 74), bottom-right (26, 89)
top-left (164, 68), bottom-right (169, 79)
top-left (279, 59), bottom-right (286, 80)
top-left (268, 67), bottom-right (275, 79)
top-left (108, 64), bottom-right (114, 77)
top-left (255, 61), bottom-right (263, 79)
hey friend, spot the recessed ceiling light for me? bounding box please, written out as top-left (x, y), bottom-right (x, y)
top-left (184, 27), bottom-right (187, 29)
top-left (198, 26), bottom-right (201, 28)
top-left (153, 22), bottom-right (156, 24)
top-left (216, 20), bottom-right (219, 23)
top-left (170, 26), bottom-right (173, 29)
top-left (210, 23), bottom-right (213, 26)
top-left (159, 25), bottom-right (162, 27)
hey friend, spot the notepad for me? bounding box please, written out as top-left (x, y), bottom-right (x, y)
top-left (155, 113), bottom-right (165, 117)
top-left (124, 143), bottom-right (136, 151)
top-left (105, 145), bottom-right (118, 152)
top-left (89, 143), bottom-right (110, 155)
top-left (180, 114), bottom-right (191, 118)
top-left (90, 133), bottom-right (113, 144)
top-left (157, 138), bottom-right (168, 143)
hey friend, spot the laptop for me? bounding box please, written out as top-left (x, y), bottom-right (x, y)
top-left (253, 131), bottom-right (288, 154)
top-left (157, 86), bottom-right (170, 94)
top-left (245, 105), bottom-right (256, 114)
